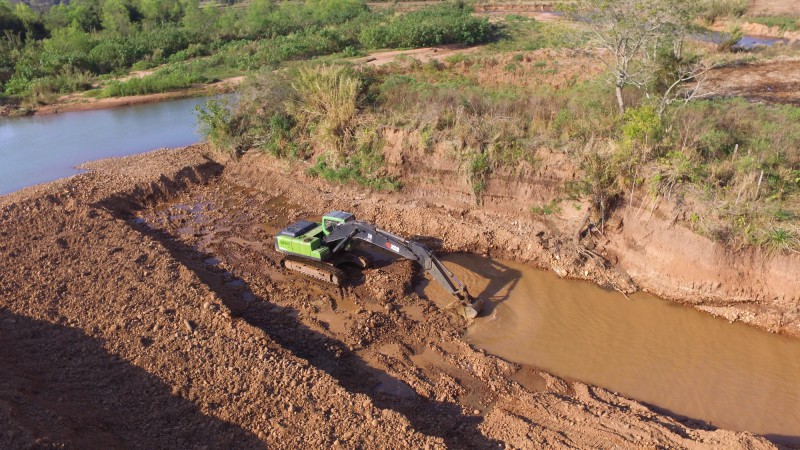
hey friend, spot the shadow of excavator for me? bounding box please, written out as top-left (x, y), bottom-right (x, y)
top-left (413, 250), bottom-right (522, 318)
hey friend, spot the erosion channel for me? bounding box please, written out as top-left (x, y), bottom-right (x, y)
top-left (424, 254), bottom-right (800, 446)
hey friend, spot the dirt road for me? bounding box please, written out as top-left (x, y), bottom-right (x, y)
top-left (0, 144), bottom-right (785, 448)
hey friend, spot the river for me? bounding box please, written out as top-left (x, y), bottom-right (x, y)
top-left (0, 96), bottom-right (209, 196)
top-left (421, 253), bottom-right (800, 446)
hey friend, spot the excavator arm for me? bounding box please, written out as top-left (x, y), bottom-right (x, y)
top-left (322, 220), bottom-right (483, 318)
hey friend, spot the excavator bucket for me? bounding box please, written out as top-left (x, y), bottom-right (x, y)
top-left (459, 296), bottom-right (484, 320)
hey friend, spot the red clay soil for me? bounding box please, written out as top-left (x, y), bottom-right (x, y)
top-left (703, 58), bottom-right (800, 105)
top-left (0, 144), bottom-right (785, 448)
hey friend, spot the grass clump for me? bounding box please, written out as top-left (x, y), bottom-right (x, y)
top-left (289, 65), bottom-right (361, 155)
top-left (97, 68), bottom-right (211, 97)
top-left (530, 200), bottom-right (562, 216)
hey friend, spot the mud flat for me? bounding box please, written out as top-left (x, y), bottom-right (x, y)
top-left (0, 144), bottom-right (792, 448)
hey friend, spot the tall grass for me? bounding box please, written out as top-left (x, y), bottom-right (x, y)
top-left (700, 0), bottom-right (749, 23)
top-left (96, 68), bottom-right (212, 97)
top-left (289, 65), bottom-right (361, 155)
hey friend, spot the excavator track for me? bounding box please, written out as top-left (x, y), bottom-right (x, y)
top-left (281, 255), bottom-right (346, 286)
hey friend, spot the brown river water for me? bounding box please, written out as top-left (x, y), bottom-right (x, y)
top-left (422, 253), bottom-right (800, 445)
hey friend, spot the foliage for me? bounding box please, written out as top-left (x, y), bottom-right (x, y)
top-left (699, 0), bottom-right (748, 23)
top-left (716, 26), bottom-right (743, 52)
top-left (97, 68), bottom-right (211, 97)
top-left (468, 151), bottom-right (491, 200)
top-left (2, 0), bottom-right (495, 104)
top-left (195, 96), bottom-right (255, 159)
top-left (749, 15), bottom-right (800, 32)
top-left (530, 199), bottom-right (562, 216)
top-left (359, 3), bottom-right (496, 48)
top-left (288, 64), bottom-right (361, 155)
top-left (307, 145), bottom-right (401, 191)
top-left (563, 0), bottom-right (700, 113)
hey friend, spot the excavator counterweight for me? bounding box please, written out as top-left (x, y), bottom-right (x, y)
top-left (274, 211), bottom-right (483, 319)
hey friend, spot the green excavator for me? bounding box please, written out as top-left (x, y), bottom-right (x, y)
top-left (274, 211), bottom-right (483, 319)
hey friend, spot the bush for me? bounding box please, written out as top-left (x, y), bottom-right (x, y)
top-left (195, 97), bottom-right (250, 158)
top-left (252, 29), bottom-right (351, 69)
top-left (700, 0), bottom-right (748, 23)
top-left (288, 64), bottom-right (361, 154)
top-left (621, 104), bottom-right (664, 149)
top-left (307, 123), bottom-right (400, 191)
top-left (359, 4), bottom-right (496, 48)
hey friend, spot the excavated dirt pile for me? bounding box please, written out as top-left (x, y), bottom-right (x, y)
top-left (0, 145), bottom-right (781, 449)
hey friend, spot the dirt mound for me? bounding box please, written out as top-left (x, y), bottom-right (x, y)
top-left (0, 145), bottom-right (780, 448)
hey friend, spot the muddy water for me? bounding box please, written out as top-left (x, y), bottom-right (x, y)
top-left (422, 253), bottom-right (800, 444)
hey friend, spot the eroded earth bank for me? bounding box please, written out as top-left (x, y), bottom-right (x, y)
top-left (1, 144), bottom-right (795, 449)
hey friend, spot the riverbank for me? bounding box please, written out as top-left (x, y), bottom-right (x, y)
top-left (0, 144), bottom-right (782, 448)
top-left (28, 76), bottom-right (246, 117)
top-left (709, 19), bottom-right (800, 42)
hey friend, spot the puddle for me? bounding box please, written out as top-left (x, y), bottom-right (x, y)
top-left (421, 253), bottom-right (800, 445)
top-left (695, 31), bottom-right (792, 49)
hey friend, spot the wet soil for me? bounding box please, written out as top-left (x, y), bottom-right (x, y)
top-left (0, 145), bottom-right (782, 448)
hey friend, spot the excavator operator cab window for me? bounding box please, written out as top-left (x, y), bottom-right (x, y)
top-left (321, 211), bottom-right (355, 235)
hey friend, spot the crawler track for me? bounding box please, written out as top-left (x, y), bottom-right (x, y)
top-left (281, 255), bottom-right (346, 286)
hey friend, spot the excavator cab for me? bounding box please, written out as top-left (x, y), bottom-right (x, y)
top-left (321, 211), bottom-right (355, 235)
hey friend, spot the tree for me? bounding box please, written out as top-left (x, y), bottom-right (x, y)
top-left (101, 0), bottom-right (132, 36)
top-left (140, 0), bottom-right (183, 24)
top-left (565, 0), bottom-right (701, 114)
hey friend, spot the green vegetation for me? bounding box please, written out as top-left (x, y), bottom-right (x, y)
top-left (699, 0), bottom-right (748, 23)
top-left (0, 0), bottom-right (496, 108)
top-left (531, 200), bottom-right (562, 216)
top-left (359, 3), bottom-right (495, 48)
top-left (27, 0), bottom-right (781, 254)
top-left (749, 15), bottom-right (800, 32)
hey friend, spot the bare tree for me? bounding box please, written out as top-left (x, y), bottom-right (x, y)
top-left (564, 0), bottom-right (700, 114)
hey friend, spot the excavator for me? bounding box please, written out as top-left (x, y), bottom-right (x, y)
top-left (274, 211), bottom-right (483, 319)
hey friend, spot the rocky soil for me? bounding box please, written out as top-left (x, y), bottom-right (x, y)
top-left (0, 144), bottom-right (786, 449)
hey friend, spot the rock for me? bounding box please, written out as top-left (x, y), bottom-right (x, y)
top-left (371, 419), bottom-right (379, 426)
top-left (473, 409), bottom-right (480, 415)
top-left (183, 319), bottom-right (195, 333)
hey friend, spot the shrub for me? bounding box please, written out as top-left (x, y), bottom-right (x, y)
top-left (621, 104), bottom-right (664, 150)
top-left (359, 4), bottom-right (496, 48)
top-left (700, 0), bottom-right (748, 23)
top-left (289, 64), bottom-right (361, 155)
top-left (530, 199), bottom-right (562, 216)
top-left (195, 97), bottom-right (250, 158)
